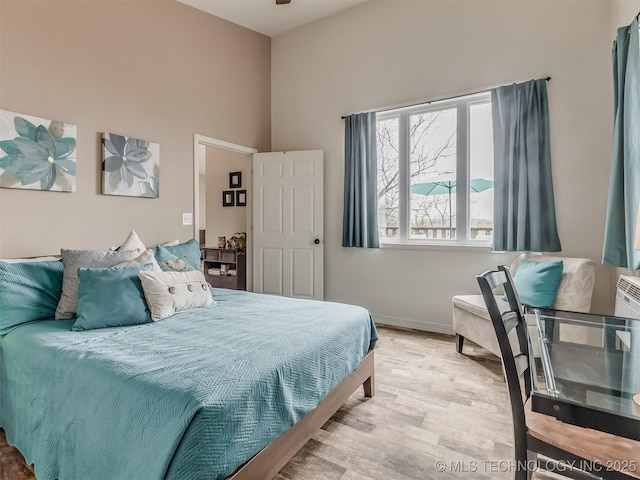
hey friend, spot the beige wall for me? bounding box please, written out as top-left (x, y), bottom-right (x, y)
top-left (612, 0), bottom-right (640, 32)
top-left (204, 146), bottom-right (250, 248)
top-left (272, 0), bottom-right (615, 332)
top-left (0, 0), bottom-right (270, 256)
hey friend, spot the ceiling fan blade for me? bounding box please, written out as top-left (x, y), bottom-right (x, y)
top-left (276, 0), bottom-right (291, 4)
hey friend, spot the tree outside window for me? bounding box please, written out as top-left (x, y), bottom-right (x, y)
top-left (376, 93), bottom-right (494, 244)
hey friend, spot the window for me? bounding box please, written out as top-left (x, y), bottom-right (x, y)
top-left (376, 92), bottom-right (494, 245)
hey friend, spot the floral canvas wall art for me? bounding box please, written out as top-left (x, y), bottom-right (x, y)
top-left (0, 109), bottom-right (77, 192)
top-left (102, 132), bottom-right (159, 198)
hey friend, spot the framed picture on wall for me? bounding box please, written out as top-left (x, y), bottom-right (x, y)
top-left (229, 171), bottom-right (242, 189)
top-left (223, 190), bottom-right (235, 207)
top-left (0, 109), bottom-right (77, 192)
top-left (101, 132), bottom-right (159, 198)
top-left (236, 190), bottom-right (247, 206)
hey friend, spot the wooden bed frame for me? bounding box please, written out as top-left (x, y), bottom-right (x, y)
top-left (227, 350), bottom-right (375, 480)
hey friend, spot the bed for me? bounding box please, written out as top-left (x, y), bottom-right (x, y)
top-left (0, 287), bottom-right (377, 480)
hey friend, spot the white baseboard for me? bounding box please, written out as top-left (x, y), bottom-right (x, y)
top-left (372, 314), bottom-right (454, 335)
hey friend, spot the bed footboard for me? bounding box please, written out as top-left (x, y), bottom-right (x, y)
top-left (227, 349), bottom-right (375, 480)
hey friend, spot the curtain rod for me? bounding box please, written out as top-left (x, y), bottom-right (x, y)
top-left (340, 76), bottom-right (552, 119)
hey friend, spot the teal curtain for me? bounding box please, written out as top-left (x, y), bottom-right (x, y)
top-left (491, 79), bottom-right (561, 252)
top-left (603, 18), bottom-right (640, 270)
top-left (342, 112), bottom-right (379, 248)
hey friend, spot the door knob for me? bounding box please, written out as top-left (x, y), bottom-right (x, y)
top-left (314, 238), bottom-right (321, 245)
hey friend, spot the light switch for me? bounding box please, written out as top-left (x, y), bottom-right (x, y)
top-left (182, 213), bottom-right (193, 226)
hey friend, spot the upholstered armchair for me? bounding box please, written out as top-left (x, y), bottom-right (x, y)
top-left (452, 253), bottom-right (596, 356)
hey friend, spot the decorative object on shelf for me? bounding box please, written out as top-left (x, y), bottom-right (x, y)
top-left (202, 247), bottom-right (246, 290)
top-left (236, 190), bottom-right (247, 207)
top-left (0, 109), bottom-right (77, 192)
top-left (102, 132), bottom-right (159, 198)
top-left (222, 190), bottom-right (235, 207)
top-left (229, 171), bottom-right (242, 189)
top-left (217, 236), bottom-right (226, 248)
top-left (226, 232), bottom-right (246, 253)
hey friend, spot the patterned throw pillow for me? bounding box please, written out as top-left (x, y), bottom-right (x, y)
top-left (158, 256), bottom-right (190, 272)
top-left (154, 239), bottom-right (200, 271)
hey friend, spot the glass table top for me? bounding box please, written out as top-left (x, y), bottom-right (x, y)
top-left (529, 308), bottom-right (640, 425)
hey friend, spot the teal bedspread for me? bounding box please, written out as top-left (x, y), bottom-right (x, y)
top-left (0, 289), bottom-right (377, 480)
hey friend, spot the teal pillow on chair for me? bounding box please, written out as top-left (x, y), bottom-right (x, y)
top-left (72, 263), bottom-right (154, 331)
top-left (0, 260), bottom-right (64, 335)
top-left (509, 259), bottom-right (564, 308)
top-left (154, 239), bottom-right (200, 271)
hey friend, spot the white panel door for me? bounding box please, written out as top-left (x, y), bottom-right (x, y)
top-left (253, 150), bottom-right (323, 300)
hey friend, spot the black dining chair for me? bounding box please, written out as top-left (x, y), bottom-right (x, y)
top-left (477, 265), bottom-right (633, 480)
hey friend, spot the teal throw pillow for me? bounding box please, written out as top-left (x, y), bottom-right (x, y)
top-left (72, 263), bottom-right (154, 331)
top-left (0, 260), bottom-right (64, 335)
top-left (154, 239), bottom-right (200, 271)
top-left (510, 259), bottom-right (564, 308)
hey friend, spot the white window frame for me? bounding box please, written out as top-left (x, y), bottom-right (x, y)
top-left (376, 92), bottom-right (492, 247)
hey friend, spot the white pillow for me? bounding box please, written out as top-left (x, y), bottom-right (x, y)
top-left (162, 239), bottom-right (180, 247)
top-left (115, 249), bottom-right (162, 272)
top-left (138, 270), bottom-right (214, 321)
top-left (120, 230), bottom-right (146, 252)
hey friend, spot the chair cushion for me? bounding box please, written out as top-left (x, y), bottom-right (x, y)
top-left (453, 294), bottom-right (509, 322)
top-left (452, 255), bottom-right (596, 357)
top-left (452, 294), bottom-right (508, 356)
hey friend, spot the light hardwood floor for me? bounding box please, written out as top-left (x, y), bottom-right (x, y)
top-left (1, 325), bottom-right (559, 480)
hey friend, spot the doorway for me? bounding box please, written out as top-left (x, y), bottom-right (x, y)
top-left (193, 134), bottom-right (256, 291)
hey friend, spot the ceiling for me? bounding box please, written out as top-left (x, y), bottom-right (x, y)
top-left (177, 0), bottom-right (371, 37)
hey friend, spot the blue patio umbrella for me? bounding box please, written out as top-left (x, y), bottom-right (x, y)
top-left (410, 175), bottom-right (494, 237)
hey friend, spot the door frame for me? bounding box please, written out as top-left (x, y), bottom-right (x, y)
top-left (193, 134), bottom-right (257, 291)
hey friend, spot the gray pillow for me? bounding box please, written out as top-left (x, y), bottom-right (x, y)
top-left (55, 249), bottom-right (140, 319)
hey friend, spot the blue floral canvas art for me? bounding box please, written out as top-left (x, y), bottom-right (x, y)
top-left (0, 110), bottom-right (77, 192)
top-left (102, 132), bottom-right (159, 198)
